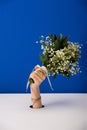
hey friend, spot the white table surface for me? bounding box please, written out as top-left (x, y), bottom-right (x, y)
top-left (0, 94), bottom-right (87, 130)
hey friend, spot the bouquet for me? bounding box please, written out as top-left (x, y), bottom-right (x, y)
top-left (27, 34), bottom-right (81, 90)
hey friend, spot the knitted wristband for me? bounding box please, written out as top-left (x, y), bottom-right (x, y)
top-left (30, 96), bottom-right (44, 108)
top-left (31, 96), bottom-right (41, 104)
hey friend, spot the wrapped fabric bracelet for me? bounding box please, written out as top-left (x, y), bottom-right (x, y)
top-left (30, 96), bottom-right (44, 108)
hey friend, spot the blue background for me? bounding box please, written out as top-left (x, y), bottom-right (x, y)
top-left (0, 0), bottom-right (87, 93)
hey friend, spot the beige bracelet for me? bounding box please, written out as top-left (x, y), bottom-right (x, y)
top-left (31, 96), bottom-right (41, 102)
top-left (31, 96), bottom-right (41, 106)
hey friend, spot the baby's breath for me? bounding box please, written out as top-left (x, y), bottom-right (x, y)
top-left (37, 34), bottom-right (81, 78)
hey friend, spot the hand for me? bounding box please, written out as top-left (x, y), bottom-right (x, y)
top-left (29, 65), bottom-right (46, 87)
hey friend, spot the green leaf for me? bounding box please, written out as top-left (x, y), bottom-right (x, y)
top-left (63, 36), bottom-right (69, 43)
top-left (57, 33), bottom-right (63, 42)
top-left (29, 78), bottom-right (34, 84)
top-left (49, 34), bottom-right (57, 42)
top-left (54, 39), bottom-right (61, 50)
top-left (61, 41), bottom-right (68, 49)
top-left (40, 53), bottom-right (49, 67)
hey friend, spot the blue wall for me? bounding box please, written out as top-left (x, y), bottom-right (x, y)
top-left (0, 0), bottom-right (87, 93)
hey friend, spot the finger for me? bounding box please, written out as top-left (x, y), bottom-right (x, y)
top-left (34, 65), bottom-right (40, 70)
top-left (36, 68), bottom-right (47, 77)
top-left (35, 70), bottom-right (46, 81)
top-left (30, 72), bottom-right (42, 84)
top-left (34, 71), bottom-right (44, 83)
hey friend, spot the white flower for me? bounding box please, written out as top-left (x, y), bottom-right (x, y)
top-left (36, 41), bottom-right (39, 44)
top-left (41, 35), bottom-right (44, 38)
top-left (50, 42), bottom-right (52, 46)
top-left (50, 58), bottom-right (53, 62)
top-left (46, 36), bottom-right (50, 40)
top-left (40, 40), bottom-right (44, 43)
top-left (41, 45), bottom-right (44, 49)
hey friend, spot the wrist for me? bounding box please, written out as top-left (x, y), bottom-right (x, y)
top-left (30, 86), bottom-right (42, 108)
top-left (30, 84), bottom-right (40, 99)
